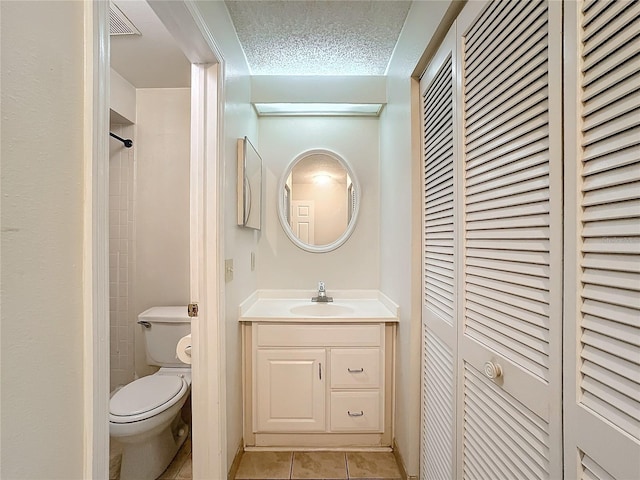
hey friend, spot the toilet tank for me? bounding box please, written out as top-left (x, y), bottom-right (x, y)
top-left (138, 306), bottom-right (191, 367)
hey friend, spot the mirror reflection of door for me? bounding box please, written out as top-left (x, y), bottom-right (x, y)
top-left (288, 154), bottom-right (351, 246)
top-left (291, 200), bottom-right (315, 244)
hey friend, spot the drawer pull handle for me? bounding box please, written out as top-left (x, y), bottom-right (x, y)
top-left (348, 367), bottom-right (364, 373)
top-left (348, 410), bottom-right (364, 417)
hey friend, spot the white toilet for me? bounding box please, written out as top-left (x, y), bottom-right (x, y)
top-left (109, 306), bottom-right (192, 480)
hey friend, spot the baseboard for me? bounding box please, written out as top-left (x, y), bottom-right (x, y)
top-left (392, 439), bottom-right (418, 480)
top-left (227, 440), bottom-right (244, 480)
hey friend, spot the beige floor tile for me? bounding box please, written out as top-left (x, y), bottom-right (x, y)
top-left (346, 452), bottom-right (401, 480)
top-left (157, 435), bottom-right (192, 479)
top-left (176, 457), bottom-right (192, 479)
top-left (109, 440), bottom-right (123, 480)
top-left (235, 451), bottom-right (293, 480)
top-left (182, 436), bottom-right (192, 455)
top-left (291, 452), bottom-right (347, 479)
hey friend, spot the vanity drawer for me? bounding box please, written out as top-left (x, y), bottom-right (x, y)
top-left (256, 324), bottom-right (383, 347)
top-left (330, 391), bottom-right (381, 432)
top-left (331, 349), bottom-right (381, 389)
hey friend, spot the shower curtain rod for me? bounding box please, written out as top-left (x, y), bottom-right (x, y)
top-left (110, 132), bottom-right (133, 148)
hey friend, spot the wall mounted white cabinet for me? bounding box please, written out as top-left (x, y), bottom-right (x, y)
top-left (239, 292), bottom-right (398, 449)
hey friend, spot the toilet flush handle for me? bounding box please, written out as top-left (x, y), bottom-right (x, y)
top-left (137, 320), bottom-right (151, 329)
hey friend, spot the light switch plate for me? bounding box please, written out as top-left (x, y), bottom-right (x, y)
top-left (251, 252), bottom-right (256, 271)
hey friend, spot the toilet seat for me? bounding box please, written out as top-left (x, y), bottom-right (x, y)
top-left (109, 374), bottom-right (188, 424)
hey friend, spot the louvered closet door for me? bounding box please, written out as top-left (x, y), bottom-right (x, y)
top-left (457, 1), bottom-right (563, 478)
top-left (563, 2), bottom-right (640, 479)
top-left (419, 24), bottom-right (458, 480)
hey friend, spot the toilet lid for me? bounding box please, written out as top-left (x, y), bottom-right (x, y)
top-left (110, 375), bottom-right (184, 416)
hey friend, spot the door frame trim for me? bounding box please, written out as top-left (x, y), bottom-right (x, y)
top-left (83, 1), bottom-right (110, 477)
top-left (85, 2), bottom-right (227, 477)
top-left (189, 61), bottom-right (226, 479)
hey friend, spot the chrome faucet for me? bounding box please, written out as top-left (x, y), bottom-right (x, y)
top-left (312, 281), bottom-right (333, 302)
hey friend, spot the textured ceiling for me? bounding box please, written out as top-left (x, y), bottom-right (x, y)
top-left (225, 1), bottom-right (412, 76)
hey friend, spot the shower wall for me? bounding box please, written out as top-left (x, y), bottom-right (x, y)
top-left (109, 123), bottom-right (136, 391)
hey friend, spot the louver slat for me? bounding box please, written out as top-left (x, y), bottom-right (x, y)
top-left (423, 54), bottom-right (455, 326)
top-left (582, 69), bottom-right (640, 118)
top-left (581, 452), bottom-right (616, 480)
top-left (463, 365), bottom-right (550, 480)
top-left (463, 0), bottom-right (553, 382)
top-left (465, 1), bottom-right (546, 96)
top-left (579, 0), bottom-right (640, 442)
top-left (582, 2), bottom-right (640, 56)
top-left (582, 5), bottom-right (640, 73)
top-left (421, 328), bottom-right (454, 480)
top-left (466, 143), bottom-right (548, 189)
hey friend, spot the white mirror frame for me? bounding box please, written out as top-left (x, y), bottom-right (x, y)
top-left (277, 149), bottom-right (361, 253)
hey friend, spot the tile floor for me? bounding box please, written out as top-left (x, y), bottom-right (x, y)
top-left (234, 451), bottom-right (402, 480)
top-left (111, 442), bottom-right (402, 480)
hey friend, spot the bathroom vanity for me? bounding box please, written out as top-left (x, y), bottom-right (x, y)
top-left (239, 291), bottom-right (398, 448)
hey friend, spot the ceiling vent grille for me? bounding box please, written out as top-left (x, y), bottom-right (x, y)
top-left (109, 3), bottom-right (141, 36)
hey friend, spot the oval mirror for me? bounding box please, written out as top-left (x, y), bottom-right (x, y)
top-left (277, 149), bottom-right (360, 253)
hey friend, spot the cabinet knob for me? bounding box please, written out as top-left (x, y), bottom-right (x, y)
top-left (348, 367), bottom-right (364, 373)
top-left (483, 361), bottom-right (503, 380)
top-left (348, 410), bottom-right (364, 417)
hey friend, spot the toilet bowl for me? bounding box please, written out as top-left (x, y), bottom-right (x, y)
top-left (110, 368), bottom-right (191, 479)
top-left (109, 306), bottom-right (192, 480)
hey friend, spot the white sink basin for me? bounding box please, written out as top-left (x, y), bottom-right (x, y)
top-left (289, 303), bottom-right (355, 317)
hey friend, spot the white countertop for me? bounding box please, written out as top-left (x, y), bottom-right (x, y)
top-left (238, 290), bottom-right (399, 323)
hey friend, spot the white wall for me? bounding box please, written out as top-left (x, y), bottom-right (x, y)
top-left (258, 116), bottom-right (380, 290)
top-left (192, 1), bottom-right (259, 470)
top-left (379, 1), bottom-right (454, 477)
top-left (134, 88), bottom-right (192, 378)
top-left (110, 69), bottom-right (136, 124)
top-left (221, 74), bottom-right (259, 469)
top-left (0, 1), bottom-right (85, 478)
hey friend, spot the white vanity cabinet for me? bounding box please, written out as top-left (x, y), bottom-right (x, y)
top-left (242, 321), bottom-right (396, 448)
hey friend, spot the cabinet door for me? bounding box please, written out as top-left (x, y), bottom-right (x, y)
top-left (255, 349), bottom-right (325, 432)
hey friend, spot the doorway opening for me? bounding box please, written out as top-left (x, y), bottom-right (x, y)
top-left (85, 2), bottom-right (226, 478)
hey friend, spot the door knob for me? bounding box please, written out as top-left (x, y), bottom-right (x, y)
top-left (484, 361), bottom-right (503, 380)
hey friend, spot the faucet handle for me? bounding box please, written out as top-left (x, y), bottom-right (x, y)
top-left (311, 282), bottom-right (332, 302)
